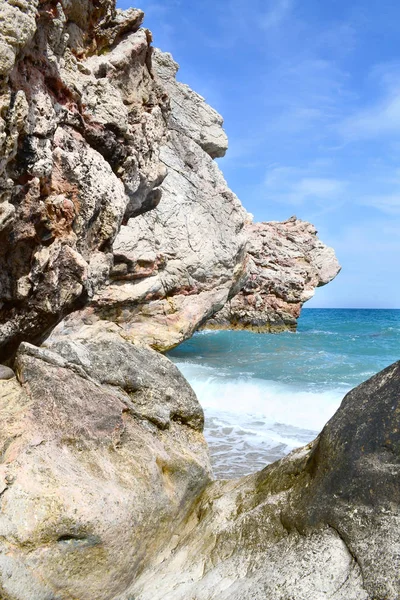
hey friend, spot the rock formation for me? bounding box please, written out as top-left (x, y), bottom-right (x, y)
top-left (207, 217), bottom-right (341, 332)
top-left (0, 332), bottom-right (211, 599)
top-left (55, 49), bottom-right (250, 351)
top-left (0, 0), bottom-right (169, 361)
top-left (3, 2), bottom-right (396, 600)
top-left (54, 52), bottom-right (340, 350)
top-left (118, 360), bottom-right (400, 600)
top-left (0, 331), bottom-right (399, 598)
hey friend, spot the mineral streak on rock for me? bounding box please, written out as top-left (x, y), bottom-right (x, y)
top-left (0, 0), bottom-right (169, 361)
top-left (206, 216), bottom-right (341, 332)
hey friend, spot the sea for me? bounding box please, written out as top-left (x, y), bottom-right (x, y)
top-left (167, 309), bottom-right (400, 479)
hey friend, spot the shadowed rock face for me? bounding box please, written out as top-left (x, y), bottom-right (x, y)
top-left (206, 217), bottom-right (341, 332)
top-left (126, 361), bottom-right (400, 600)
top-left (0, 3), bottom-right (387, 600)
top-left (0, 1), bottom-right (339, 359)
top-left (0, 0), bottom-right (169, 361)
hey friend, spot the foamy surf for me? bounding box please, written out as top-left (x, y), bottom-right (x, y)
top-left (168, 310), bottom-right (400, 478)
top-left (175, 361), bottom-right (347, 478)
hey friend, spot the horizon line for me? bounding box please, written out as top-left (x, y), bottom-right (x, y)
top-left (303, 307), bottom-right (400, 310)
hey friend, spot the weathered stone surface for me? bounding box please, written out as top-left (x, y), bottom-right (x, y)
top-left (207, 216), bottom-right (341, 332)
top-left (0, 364), bottom-right (14, 379)
top-left (0, 336), bottom-right (210, 599)
top-left (45, 332), bottom-right (204, 431)
top-left (56, 50), bottom-right (249, 351)
top-left (124, 362), bottom-right (400, 600)
top-left (0, 3), bottom-right (386, 599)
top-left (0, 0), bottom-right (169, 361)
top-left (0, 1), bottom-right (339, 359)
top-left (153, 50), bottom-right (228, 159)
top-left (2, 350), bottom-right (396, 599)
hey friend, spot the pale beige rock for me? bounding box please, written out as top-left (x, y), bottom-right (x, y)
top-left (57, 50), bottom-right (249, 351)
top-left (125, 363), bottom-right (400, 600)
top-left (1, 342), bottom-right (398, 599)
top-left (0, 336), bottom-right (211, 599)
top-left (0, 0), bottom-right (38, 77)
top-left (153, 50), bottom-right (228, 158)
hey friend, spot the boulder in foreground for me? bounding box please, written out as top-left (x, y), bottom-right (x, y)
top-left (0, 338), bottom-right (398, 599)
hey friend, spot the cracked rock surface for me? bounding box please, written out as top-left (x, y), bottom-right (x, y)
top-left (0, 337), bottom-right (398, 598)
top-left (0, 333), bottom-right (211, 599)
top-left (0, 3), bottom-right (393, 600)
top-left (126, 361), bottom-right (400, 600)
top-left (0, 0), bottom-right (168, 361)
top-left (207, 217), bottom-right (341, 332)
top-left (55, 49), bottom-right (250, 351)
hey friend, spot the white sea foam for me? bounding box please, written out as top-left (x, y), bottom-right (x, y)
top-left (176, 362), bottom-right (345, 430)
top-left (175, 361), bottom-right (348, 478)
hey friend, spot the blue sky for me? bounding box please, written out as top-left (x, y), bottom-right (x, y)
top-left (117, 0), bottom-right (400, 308)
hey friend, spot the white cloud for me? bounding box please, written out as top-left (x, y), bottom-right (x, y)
top-left (264, 165), bottom-right (347, 205)
top-left (295, 178), bottom-right (345, 197)
top-left (339, 62), bottom-right (400, 140)
top-left (341, 93), bottom-right (400, 140)
top-left (260, 0), bottom-right (294, 30)
top-left (361, 194), bottom-right (400, 215)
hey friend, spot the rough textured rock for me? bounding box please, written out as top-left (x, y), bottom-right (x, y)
top-left (0, 1), bottom-right (339, 358)
top-left (0, 334), bottom-right (211, 599)
top-left (0, 0), bottom-right (169, 361)
top-left (125, 361), bottom-right (400, 600)
top-left (207, 217), bottom-right (341, 332)
top-left (55, 50), bottom-right (249, 351)
top-left (0, 3), bottom-right (385, 600)
top-left (1, 342), bottom-right (398, 598)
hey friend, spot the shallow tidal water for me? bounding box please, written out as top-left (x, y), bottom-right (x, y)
top-left (168, 309), bottom-right (400, 479)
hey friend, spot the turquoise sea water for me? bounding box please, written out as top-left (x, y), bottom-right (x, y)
top-left (168, 309), bottom-right (400, 478)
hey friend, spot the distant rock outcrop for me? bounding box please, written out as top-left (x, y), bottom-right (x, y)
top-left (207, 217), bottom-right (341, 332)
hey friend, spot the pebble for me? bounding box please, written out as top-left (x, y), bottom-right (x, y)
top-left (0, 365), bottom-right (15, 380)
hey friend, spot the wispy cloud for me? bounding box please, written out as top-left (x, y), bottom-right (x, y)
top-left (264, 164), bottom-right (347, 206)
top-left (341, 93), bottom-right (400, 140)
top-left (260, 0), bottom-right (294, 30)
top-left (339, 62), bottom-right (400, 140)
top-left (361, 194), bottom-right (400, 215)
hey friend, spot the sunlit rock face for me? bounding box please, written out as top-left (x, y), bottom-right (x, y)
top-left (56, 49), bottom-right (250, 351)
top-left (2, 342), bottom-right (398, 599)
top-left (126, 361), bottom-right (400, 600)
top-left (0, 335), bottom-right (211, 599)
top-left (0, 3), bottom-right (385, 600)
top-left (206, 216), bottom-right (341, 332)
top-left (0, 0), bottom-right (168, 361)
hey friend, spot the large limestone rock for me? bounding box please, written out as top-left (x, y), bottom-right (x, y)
top-left (0, 0), bottom-right (169, 361)
top-left (56, 50), bottom-right (250, 351)
top-left (207, 217), bottom-right (341, 332)
top-left (0, 333), bottom-right (210, 599)
top-left (0, 1), bottom-right (339, 359)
